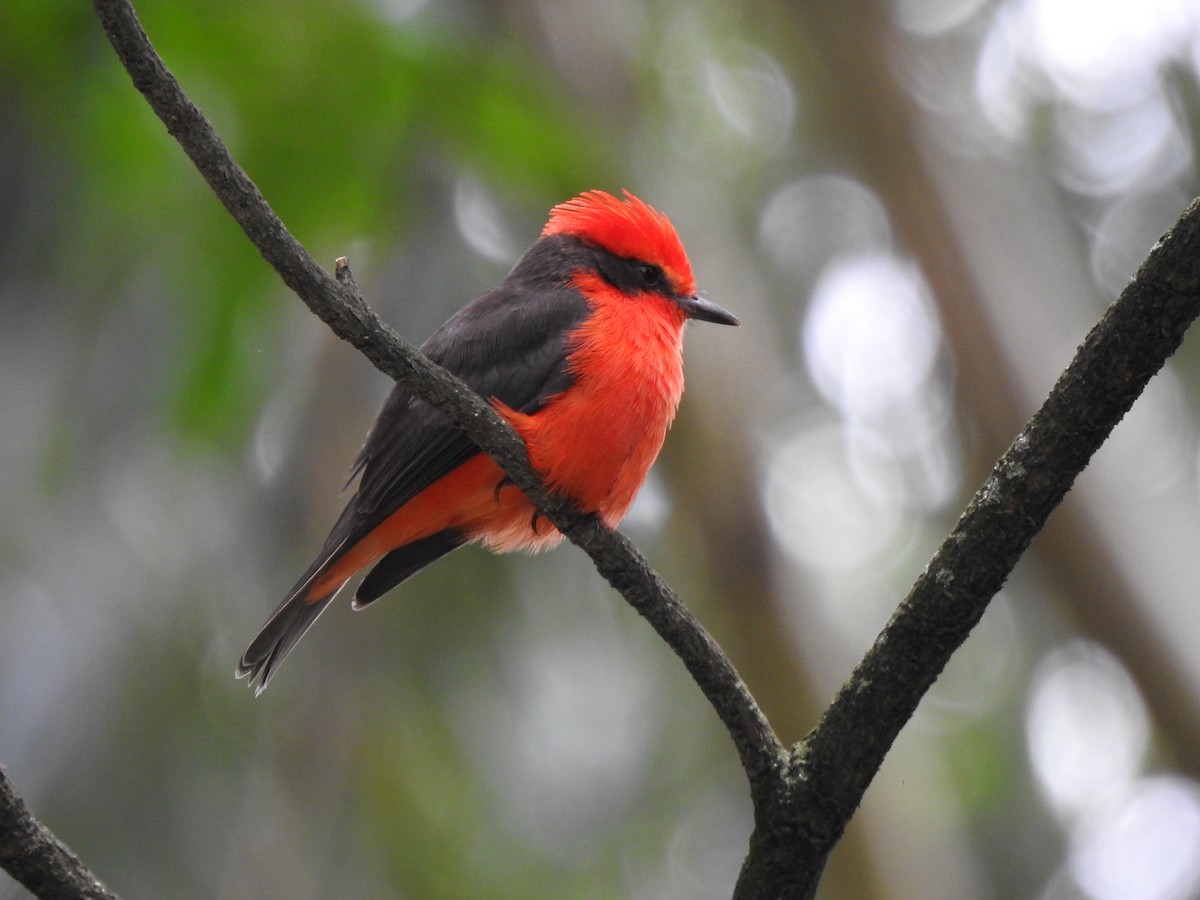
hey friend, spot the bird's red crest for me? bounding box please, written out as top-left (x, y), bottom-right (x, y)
top-left (542, 190), bottom-right (696, 296)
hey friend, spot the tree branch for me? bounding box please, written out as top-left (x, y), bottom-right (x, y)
top-left (0, 765), bottom-right (118, 900)
top-left (733, 202), bottom-right (1200, 897)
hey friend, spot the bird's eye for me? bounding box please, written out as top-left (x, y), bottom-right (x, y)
top-left (635, 263), bottom-right (665, 290)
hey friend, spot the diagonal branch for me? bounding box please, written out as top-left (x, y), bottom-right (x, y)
top-left (88, 0), bottom-right (784, 797)
top-left (805, 199), bottom-right (1200, 805)
top-left (0, 765), bottom-right (118, 900)
top-left (733, 200), bottom-right (1200, 897)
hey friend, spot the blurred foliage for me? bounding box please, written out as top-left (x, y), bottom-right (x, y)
top-left (1, 0), bottom-right (610, 446)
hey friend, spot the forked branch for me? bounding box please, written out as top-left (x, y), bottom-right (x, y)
top-left (3, 3), bottom-right (1195, 900)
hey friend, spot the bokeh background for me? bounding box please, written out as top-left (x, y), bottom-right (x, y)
top-left (3, 1), bottom-right (1200, 897)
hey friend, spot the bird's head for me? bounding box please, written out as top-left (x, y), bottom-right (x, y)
top-left (541, 190), bottom-right (739, 327)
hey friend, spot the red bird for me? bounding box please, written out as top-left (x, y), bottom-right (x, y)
top-left (238, 190), bottom-right (738, 691)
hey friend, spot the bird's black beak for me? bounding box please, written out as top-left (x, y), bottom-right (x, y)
top-left (677, 293), bottom-right (740, 326)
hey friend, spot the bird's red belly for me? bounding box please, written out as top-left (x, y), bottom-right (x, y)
top-left (312, 294), bottom-right (687, 596)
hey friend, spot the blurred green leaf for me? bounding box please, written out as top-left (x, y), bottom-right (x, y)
top-left (0, 0), bottom-right (613, 446)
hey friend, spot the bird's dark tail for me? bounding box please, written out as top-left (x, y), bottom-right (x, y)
top-left (237, 528), bottom-right (465, 693)
top-left (236, 580), bottom-right (339, 695)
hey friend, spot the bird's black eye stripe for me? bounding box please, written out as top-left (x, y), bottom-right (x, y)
top-left (582, 241), bottom-right (671, 295)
